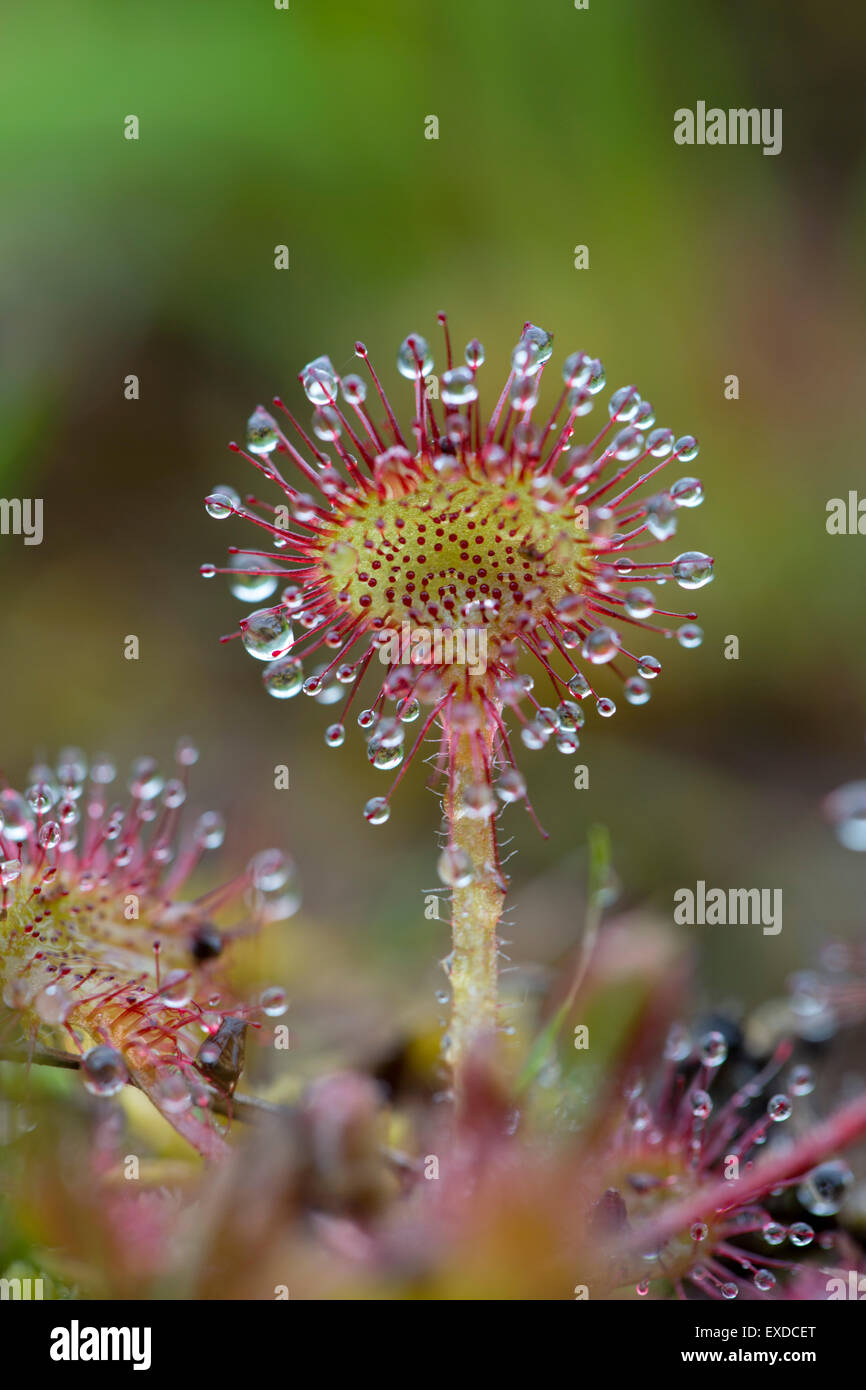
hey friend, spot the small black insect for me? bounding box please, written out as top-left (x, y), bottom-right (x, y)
top-left (195, 1017), bottom-right (246, 1095)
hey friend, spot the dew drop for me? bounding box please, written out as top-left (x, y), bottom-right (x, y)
top-left (767, 1093), bottom-right (792, 1122)
top-left (242, 608), bottom-right (294, 660)
top-left (788, 1222), bottom-right (814, 1248)
top-left (364, 796), bottom-right (390, 825)
top-left (624, 677), bottom-right (651, 706)
top-left (437, 846), bottom-right (474, 887)
top-left (676, 623), bottom-right (703, 649)
top-left (205, 488), bottom-right (240, 519)
top-left (672, 551), bottom-right (714, 590)
top-left (797, 1160), bottom-right (853, 1216)
top-left (229, 553), bottom-right (280, 603)
top-left (637, 655), bottom-right (661, 680)
top-left (670, 476), bottom-right (703, 508)
top-left (582, 626), bottom-right (621, 665)
top-left (260, 986), bottom-right (288, 1017)
top-left (247, 407), bottom-right (279, 454)
top-left (608, 386), bottom-right (641, 422)
top-left (82, 1046), bottom-right (128, 1097)
top-left (675, 434), bottom-right (700, 463)
top-left (301, 355), bottom-right (338, 405)
top-left (263, 655), bottom-right (304, 699)
top-left (441, 366), bottom-right (478, 407)
top-left (397, 334), bottom-right (433, 380)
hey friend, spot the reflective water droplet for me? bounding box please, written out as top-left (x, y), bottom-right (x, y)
top-left (161, 970), bottom-right (192, 1008)
top-left (301, 355), bottom-right (338, 405)
top-left (441, 366), bottom-right (478, 407)
top-left (206, 488), bottom-right (240, 519)
top-left (397, 334), bottom-right (433, 380)
top-left (691, 1089), bottom-right (712, 1119)
top-left (247, 406), bottom-right (279, 454)
top-left (624, 587), bottom-right (655, 620)
top-left (509, 374), bottom-right (538, 412)
top-left (582, 626), bottom-right (621, 665)
top-left (611, 426), bottom-right (644, 461)
top-left (675, 434), bottom-right (700, 463)
top-left (700, 1031), bottom-right (728, 1068)
top-left (242, 608), bottom-right (294, 660)
top-left (364, 796), bottom-right (390, 826)
top-left (556, 699), bottom-right (585, 733)
top-left (229, 552), bottom-right (280, 603)
top-left (520, 324), bottom-right (553, 369)
top-left (129, 757), bottom-right (163, 801)
top-left (676, 623), bottom-right (703, 649)
top-left (496, 768), bottom-right (526, 803)
top-left (788, 1222), bottom-right (814, 1247)
top-left (624, 677), bottom-right (650, 706)
top-left (26, 781), bottom-right (56, 814)
top-left (824, 782), bottom-right (866, 851)
top-left (664, 1023), bottom-right (691, 1062)
top-left (762, 1221), bottom-right (786, 1246)
top-left (797, 1160), bottom-right (852, 1216)
top-left (263, 655), bottom-right (304, 699)
top-left (340, 372), bottom-right (367, 406)
top-left (567, 672), bottom-right (592, 700)
top-left (37, 821), bottom-right (61, 850)
top-left (789, 1064), bottom-right (814, 1097)
top-left (672, 551), bottom-right (714, 590)
top-left (35, 983), bottom-right (72, 1025)
top-left (437, 845), bottom-right (474, 887)
top-left (608, 385), bottom-right (641, 422)
top-left (313, 405), bottom-right (343, 443)
top-left (0, 790), bottom-right (34, 843)
top-left (562, 351), bottom-right (591, 389)
top-left (260, 986), bottom-right (288, 1017)
top-left (767, 1093), bottom-right (792, 1122)
top-left (637, 655), bottom-right (661, 679)
top-left (195, 811), bottom-right (226, 850)
top-left (645, 493), bottom-right (678, 541)
top-left (670, 476), bottom-right (703, 508)
top-left (82, 1045), bottom-right (128, 1097)
top-left (646, 427), bottom-right (674, 458)
top-left (249, 848), bottom-right (294, 893)
top-left (586, 359), bottom-right (606, 394)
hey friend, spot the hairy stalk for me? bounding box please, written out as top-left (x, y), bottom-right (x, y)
top-left (443, 718), bottom-right (506, 1097)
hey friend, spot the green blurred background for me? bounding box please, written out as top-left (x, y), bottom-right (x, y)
top-left (1, 0), bottom-right (864, 1034)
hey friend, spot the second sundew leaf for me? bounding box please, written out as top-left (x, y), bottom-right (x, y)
top-left (0, 742), bottom-right (298, 1156)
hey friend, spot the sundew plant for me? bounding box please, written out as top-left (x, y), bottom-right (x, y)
top-left (203, 320), bottom-right (711, 1088)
